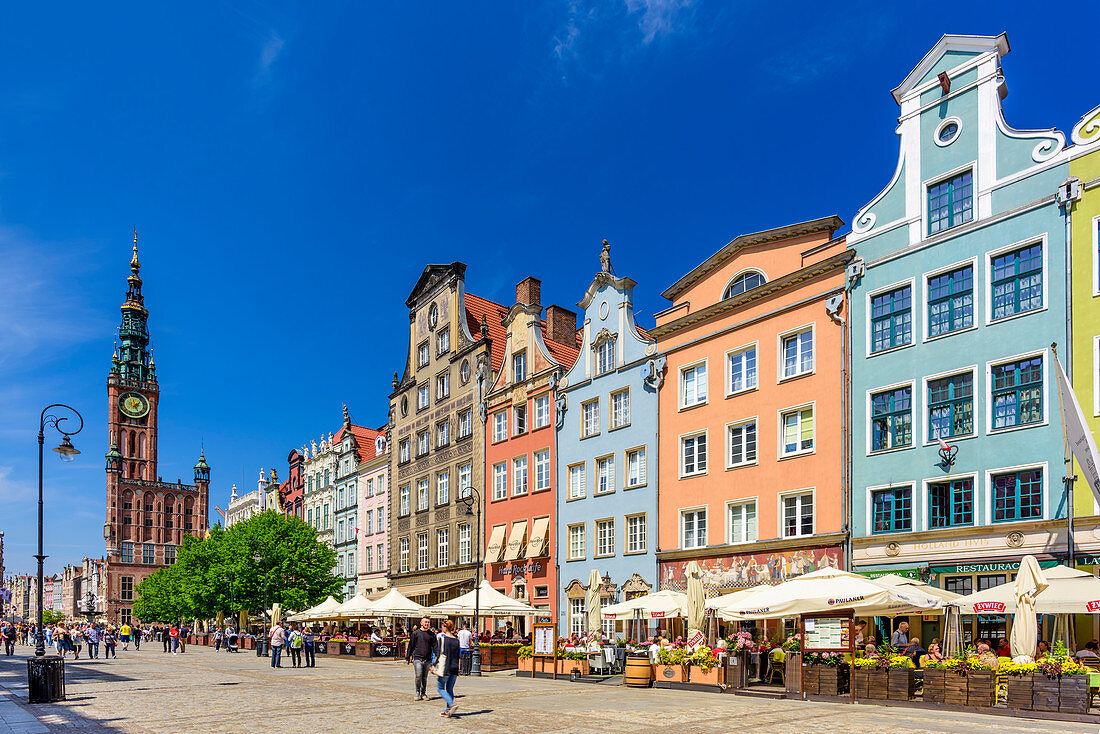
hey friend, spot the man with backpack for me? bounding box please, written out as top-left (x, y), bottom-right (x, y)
top-left (287, 623), bottom-right (303, 668)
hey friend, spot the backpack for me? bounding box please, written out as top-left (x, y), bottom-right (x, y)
top-left (290, 632), bottom-right (303, 649)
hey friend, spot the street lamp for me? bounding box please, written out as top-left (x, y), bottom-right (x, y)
top-left (35, 404), bottom-right (82, 658)
top-left (252, 552), bottom-right (269, 657)
top-left (460, 485), bottom-right (482, 676)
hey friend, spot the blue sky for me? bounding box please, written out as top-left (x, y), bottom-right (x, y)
top-left (1, 2), bottom-right (1098, 575)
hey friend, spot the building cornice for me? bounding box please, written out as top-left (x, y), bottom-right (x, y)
top-left (656, 532), bottom-right (848, 561)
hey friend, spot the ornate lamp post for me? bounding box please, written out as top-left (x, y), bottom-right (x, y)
top-left (460, 485), bottom-right (482, 676)
top-left (252, 552), bottom-right (270, 657)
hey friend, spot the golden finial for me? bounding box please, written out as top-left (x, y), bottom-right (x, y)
top-left (149, 347), bottom-right (155, 368)
top-left (112, 340), bottom-right (119, 360)
top-left (130, 228), bottom-right (141, 274)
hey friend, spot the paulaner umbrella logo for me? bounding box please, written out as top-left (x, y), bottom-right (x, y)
top-left (827, 596), bottom-right (864, 606)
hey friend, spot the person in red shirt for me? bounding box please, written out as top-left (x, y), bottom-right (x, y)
top-left (169, 625), bottom-right (180, 654)
top-left (996, 638), bottom-right (1011, 658)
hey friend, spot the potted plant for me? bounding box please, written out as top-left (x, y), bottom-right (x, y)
top-left (1031, 643), bottom-right (1089, 713)
top-left (689, 646), bottom-right (724, 686)
top-left (655, 646), bottom-right (689, 683)
top-left (886, 653), bottom-right (916, 701)
top-left (781, 635), bottom-right (801, 695)
top-left (517, 645), bottom-right (533, 673)
top-left (556, 648), bottom-right (590, 676)
top-left (965, 655), bottom-right (996, 707)
top-left (922, 659), bottom-right (947, 703)
top-left (1000, 659), bottom-right (1036, 709)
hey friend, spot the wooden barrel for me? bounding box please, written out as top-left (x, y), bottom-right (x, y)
top-left (624, 654), bottom-right (653, 688)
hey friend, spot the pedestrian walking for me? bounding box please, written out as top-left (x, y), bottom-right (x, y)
top-left (269, 621), bottom-right (285, 668)
top-left (302, 626), bottom-right (316, 668)
top-left (434, 620), bottom-right (461, 717)
top-left (119, 622), bottom-right (131, 650)
top-left (457, 623), bottom-right (472, 675)
top-left (133, 625), bottom-right (142, 650)
top-left (405, 617), bottom-right (435, 701)
top-left (287, 624), bottom-right (303, 668)
top-left (103, 629), bottom-right (117, 659)
top-left (2, 624), bottom-right (15, 656)
top-left (86, 625), bottom-right (100, 659)
top-left (70, 627), bottom-right (84, 660)
top-left (169, 624), bottom-right (180, 654)
top-left (213, 628), bottom-right (223, 651)
top-left (161, 626), bottom-right (171, 653)
top-left (179, 625), bottom-right (188, 653)
top-left (54, 624), bottom-right (67, 656)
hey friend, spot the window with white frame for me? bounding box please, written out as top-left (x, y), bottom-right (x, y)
top-left (437, 328), bottom-right (450, 355)
top-left (781, 328), bottom-right (814, 377)
top-left (399, 440), bottom-right (410, 463)
top-left (928, 372), bottom-right (974, 440)
top-left (436, 372), bottom-right (450, 400)
top-left (417, 479), bottom-right (429, 510)
top-left (681, 432), bottom-right (707, 476)
top-left (534, 395), bottom-right (550, 428)
top-left (680, 362), bottom-right (707, 407)
top-left (458, 410), bottom-right (472, 438)
top-left (366, 478), bottom-right (374, 497)
top-left (568, 524), bottom-right (586, 560)
top-left (610, 389), bottom-right (630, 428)
top-left (595, 455), bottom-right (615, 494)
top-left (458, 524), bottom-right (471, 564)
top-left (928, 264), bottom-right (974, 337)
top-left (347, 551), bottom-right (356, 577)
top-left (570, 597), bottom-right (586, 636)
top-left (399, 538), bottom-right (409, 573)
top-left (782, 492), bottom-right (814, 537)
top-left (377, 475), bottom-right (385, 494)
top-left (512, 456), bottom-right (528, 496)
top-left (492, 463), bottom-right (507, 500)
top-left (991, 242), bottom-right (1043, 320)
top-left (780, 406), bottom-right (814, 456)
top-left (417, 342), bottom-right (429, 368)
top-left (626, 514), bottom-right (646, 553)
top-left (492, 412), bottom-right (507, 442)
top-left (436, 471), bottom-right (449, 505)
top-left (337, 519), bottom-right (345, 543)
top-left (418, 384), bottom-right (430, 410)
top-left (728, 345), bottom-right (758, 394)
top-left (417, 533), bottom-right (429, 570)
top-left (582, 399), bottom-right (600, 437)
top-left (727, 420), bottom-right (757, 466)
top-left (596, 519), bottom-right (615, 557)
top-left (365, 546), bottom-right (373, 573)
top-left (626, 447), bottom-right (646, 487)
top-left (728, 500), bottom-right (757, 543)
top-left (437, 528), bottom-right (449, 567)
top-left (338, 554), bottom-right (345, 577)
top-left (377, 544), bottom-right (384, 570)
top-left (399, 486), bottom-right (410, 516)
top-left (596, 338), bottom-right (616, 375)
top-left (534, 450), bottom-right (550, 491)
top-left (364, 509), bottom-right (373, 535)
top-left (458, 464), bottom-right (472, 495)
top-left (377, 507), bottom-right (385, 533)
top-left (513, 351), bottom-right (527, 383)
top-left (568, 463), bottom-right (586, 499)
top-left (991, 355), bottom-right (1043, 430)
top-left (417, 430), bottom-right (430, 456)
top-left (870, 386), bottom-right (912, 451)
top-left (436, 420), bottom-right (450, 448)
top-left (681, 508), bottom-right (707, 549)
top-left (514, 404), bottom-right (527, 435)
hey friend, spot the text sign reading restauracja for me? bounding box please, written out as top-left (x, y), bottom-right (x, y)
top-left (802, 618), bottom-right (849, 651)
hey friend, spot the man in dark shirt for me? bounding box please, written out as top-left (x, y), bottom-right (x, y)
top-left (405, 617), bottom-right (435, 701)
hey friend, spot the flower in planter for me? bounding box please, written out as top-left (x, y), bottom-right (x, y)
top-left (690, 646), bottom-right (720, 671)
top-left (781, 634), bottom-right (802, 652)
top-left (887, 654), bottom-right (915, 670)
top-left (517, 645), bottom-right (533, 660)
top-left (852, 657), bottom-right (877, 669)
top-left (656, 646), bottom-right (688, 666)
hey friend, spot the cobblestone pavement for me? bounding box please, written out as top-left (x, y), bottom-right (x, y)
top-left (0, 644), bottom-right (1097, 733)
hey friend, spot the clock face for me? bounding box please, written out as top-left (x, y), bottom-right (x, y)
top-left (119, 392), bottom-right (150, 418)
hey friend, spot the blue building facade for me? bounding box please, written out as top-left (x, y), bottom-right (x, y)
top-left (848, 34), bottom-right (1073, 643)
top-left (555, 243), bottom-right (662, 638)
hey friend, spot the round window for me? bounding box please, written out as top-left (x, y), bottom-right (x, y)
top-left (400, 396), bottom-right (408, 417)
top-left (460, 360), bottom-right (471, 384)
top-left (428, 303), bottom-right (438, 330)
top-left (599, 301), bottom-right (609, 320)
top-left (935, 118), bottom-right (961, 146)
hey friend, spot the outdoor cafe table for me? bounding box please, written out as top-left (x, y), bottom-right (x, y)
top-left (586, 646), bottom-right (617, 673)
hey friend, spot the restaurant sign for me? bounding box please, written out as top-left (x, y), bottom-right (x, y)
top-left (931, 560), bottom-right (1059, 574)
top-left (972, 601), bottom-right (1006, 613)
top-left (857, 568), bottom-right (922, 580)
top-left (1086, 600), bottom-right (1100, 613)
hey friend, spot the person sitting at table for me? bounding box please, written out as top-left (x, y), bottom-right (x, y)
top-left (919, 643), bottom-right (944, 668)
top-left (996, 637), bottom-right (1011, 657)
top-left (974, 641), bottom-right (999, 668)
top-left (906, 637), bottom-right (927, 667)
top-left (1037, 640), bottom-right (1051, 658)
top-left (1075, 641), bottom-right (1100, 659)
top-left (370, 628), bottom-right (383, 643)
top-left (863, 644), bottom-right (878, 657)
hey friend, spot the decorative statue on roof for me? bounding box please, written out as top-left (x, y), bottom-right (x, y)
top-left (342, 403), bottom-right (350, 427)
top-left (600, 239), bottom-right (611, 273)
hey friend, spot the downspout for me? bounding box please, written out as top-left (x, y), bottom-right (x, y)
top-left (828, 257), bottom-right (863, 573)
top-left (1057, 179), bottom-right (1081, 565)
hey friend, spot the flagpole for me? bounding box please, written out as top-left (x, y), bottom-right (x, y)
top-left (1052, 343), bottom-right (1077, 566)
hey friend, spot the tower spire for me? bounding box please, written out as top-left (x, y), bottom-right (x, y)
top-left (114, 229), bottom-right (152, 382)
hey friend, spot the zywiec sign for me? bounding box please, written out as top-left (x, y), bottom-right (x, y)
top-left (686, 631), bottom-right (704, 647)
top-left (1086, 601), bottom-right (1100, 613)
top-left (972, 601), bottom-right (1006, 613)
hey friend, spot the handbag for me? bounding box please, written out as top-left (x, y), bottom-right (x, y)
top-left (431, 652), bottom-right (449, 677)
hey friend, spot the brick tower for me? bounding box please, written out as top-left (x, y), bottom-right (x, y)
top-left (103, 232), bottom-right (210, 625)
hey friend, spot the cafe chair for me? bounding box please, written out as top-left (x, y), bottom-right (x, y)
top-left (767, 649), bottom-right (785, 686)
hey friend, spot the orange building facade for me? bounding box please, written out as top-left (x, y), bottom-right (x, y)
top-left (651, 217), bottom-right (853, 598)
top-left (483, 277), bottom-right (579, 630)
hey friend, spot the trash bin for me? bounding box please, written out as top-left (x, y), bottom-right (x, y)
top-left (27, 656), bottom-right (65, 703)
top-left (255, 640), bottom-right (267, 657)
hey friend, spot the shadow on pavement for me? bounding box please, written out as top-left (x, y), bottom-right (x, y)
top-left (0, 652), bottom-right (131, 731)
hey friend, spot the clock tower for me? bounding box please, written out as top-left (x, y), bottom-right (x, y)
top-left (103, 232), bottom-right (210, 625)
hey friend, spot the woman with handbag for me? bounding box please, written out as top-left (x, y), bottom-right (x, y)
top-left (433, 620), bottom-right (461, 717)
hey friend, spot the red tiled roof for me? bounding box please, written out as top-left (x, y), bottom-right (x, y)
top-left (332, 424), bottom-right (384, 464)
top-left (464, 292), bottom-right (510, 373)
top-left (543, 325), bottom-right (581, 369)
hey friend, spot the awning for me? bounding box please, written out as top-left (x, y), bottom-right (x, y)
top-left (525, 517), bottom-right (550, 558)
top-left (486, 525), bottom-right (507, 563)
top-left (390, 579), bottom-right (467, 599)
top-left (504, 520), bottom-right (528, 562)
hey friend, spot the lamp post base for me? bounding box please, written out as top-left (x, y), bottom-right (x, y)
top-left (471, 645), bottom-right (482, 676)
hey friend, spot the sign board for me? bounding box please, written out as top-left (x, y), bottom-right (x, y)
top-left (930, 559), bottom-right (1058, 575)
top-left (686, 631), bottom-right (704, 648)
top-left (802, 617), bottom-right (849, 651)
top-left (857, 568), bottom-right (922, 580)
top-left (533, 622), bottom-right (556, 657)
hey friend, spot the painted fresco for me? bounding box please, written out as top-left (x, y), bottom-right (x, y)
top-left (660, 546), bottom-right (843, 595)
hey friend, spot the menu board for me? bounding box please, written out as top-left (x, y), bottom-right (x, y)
top-left (802, 617), bottom-right (850, 651)
top-left (533, 623), bottom-right (556, 657)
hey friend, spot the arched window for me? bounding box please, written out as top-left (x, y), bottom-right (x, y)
top-left (138, 433), bottom-right (146, 459)
top-left (138, 464), bottom-right (146, 480)
top-left (723, 270), bottom-right (767, 300)
top-left (129, 430), bottom-right (138, 457)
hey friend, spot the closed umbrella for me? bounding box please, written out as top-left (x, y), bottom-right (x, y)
top-left (1010, 556), bottom-right (1047, 661)
top-left (272, 603), bottom-right (282, 627)
top-left (685, 561), bottom-right (705, 644)
top-left (586, 570), bottom-right (602, 638)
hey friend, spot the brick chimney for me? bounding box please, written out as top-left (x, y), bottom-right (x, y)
top-left (516, 276), bottom-right (541, 307)
top-left (545, 305), bottom-right (578, 346)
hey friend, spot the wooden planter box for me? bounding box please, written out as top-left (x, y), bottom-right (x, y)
top-left (479, 646), bottom-right (520, 671)
top-left (557, 659), bottom-right (590, 677)
top-left (518, 657), bottom-right (533, 672)
top-left (802, 664), bottom-right (820, 695)
top-left (818, 665), bottom-right (848, 696)
top-left (690, 665), bottom-right (725, 686)
top-left (314, 641), bottom-right (328, 656)
top-left (1059, 675), bottom-right (1089, 714)
top-left (867, 668), bottom-right (889, 699)
top-left (354, 642), bottom-right (372, 657)
top-left (1032, 673), bottom-right (1060, 712)
top-left (967, 670), bottom-right (995, 708)
top-left (887, 668), bottom-right (916, 701)
top-left (726, 651), bottom-right (750, 689)
top-left (1006, 674), bottom-right (1033, 709)
top-left (243, 637), bottom-right (255, 650)
top-left (655, 664), bottom-right (688, 683)
top-left (943, 671), bottom-right (968, 705)
top-left (922, 668), bottom-right (945, 703)
top-left (784, 652), bottom-right (801, 695)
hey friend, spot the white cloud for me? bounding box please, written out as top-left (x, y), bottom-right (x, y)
top-left (260, 34), bottom-right (285, 71)
top-left (625, 0), bottom-right (695, 44)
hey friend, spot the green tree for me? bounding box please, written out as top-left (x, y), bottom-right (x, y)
top-left (42, 609), bottom-right (65, 625)
top-left (133, 564), bottom-right (188, 623)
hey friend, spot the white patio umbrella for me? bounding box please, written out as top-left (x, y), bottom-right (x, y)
top-left (586, 570), bottom-right (602, 638)
top-left (425, 580), bottom-right (541, 617)
top-left (951, 565), bottom-right (1094, 614)
top-left (716, 567), bottom-right (943, 619)
top-left (1010, 556), bottom-right (1048, 662)
top-left (369, 587), bottom-right (428, 617)
top-left (685, 561), bottom-right (705, 644)
top-left (601, 589), bottom-right (687, 620)
top-left (871, 574), bottom-right (962, 604)
top-left (704, 584), bottom-right (774, 620)
top-left (332, 593), bottom-right (375, 621)
top-left (289, 595), bottom-right (341, 622)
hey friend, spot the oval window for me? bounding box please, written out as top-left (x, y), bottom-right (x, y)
top-left (938, 121), bottom-right (959, 143)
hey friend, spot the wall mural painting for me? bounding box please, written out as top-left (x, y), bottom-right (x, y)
top-left (660, 546), bottom-right (843, 596)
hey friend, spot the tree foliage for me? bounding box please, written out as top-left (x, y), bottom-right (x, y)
top-left (42, 609), bottom-right (66, 625)
top-left (134, 511), bottom-right (339, 623)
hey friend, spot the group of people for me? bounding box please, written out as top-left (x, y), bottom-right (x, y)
top-left (263, 622), bottom-right (316, 668)
top-left (0, 621), bottom-right (139, 660)
top-left (405, 617), bottom-right (462, 717)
